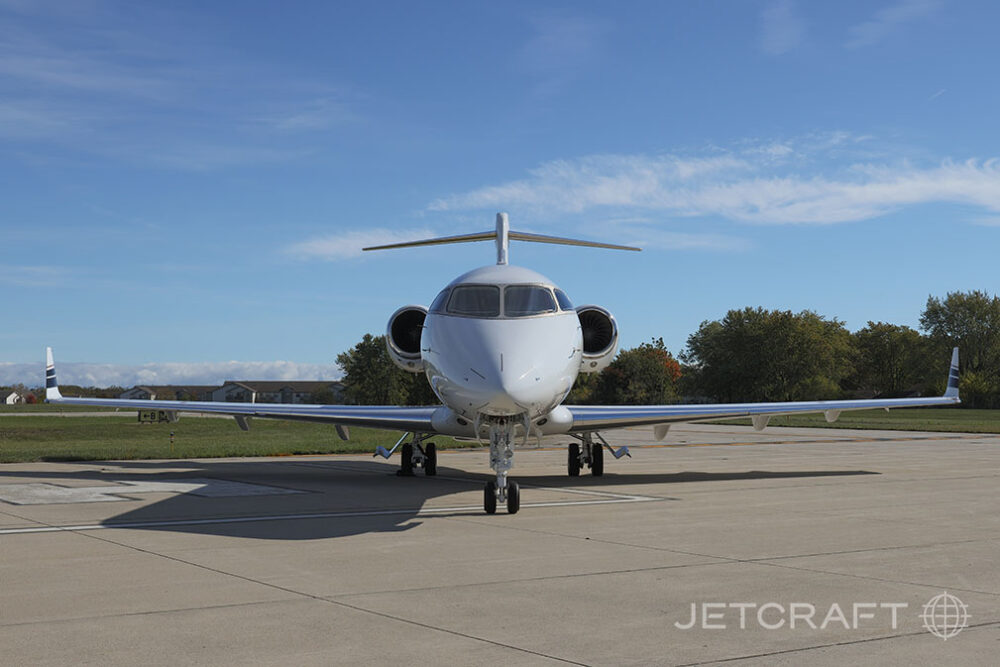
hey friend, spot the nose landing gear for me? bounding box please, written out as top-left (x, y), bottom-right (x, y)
top-left (483, 417), bottom-right (520, 514)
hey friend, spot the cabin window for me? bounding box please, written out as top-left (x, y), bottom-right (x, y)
top-left (553, 288), bottom-right (574, 311)
top-left (447, 285), bottom-right (501, 317)
top-left (504, 285), bottom-right (557, 317)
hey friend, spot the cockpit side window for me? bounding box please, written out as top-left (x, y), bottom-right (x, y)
top-left (447, 285), bottom-right (501, 317)
top-left (429, 289), bottom-right (450, 313)
top-left (553, 288), bottom-right (574, 311)
top-left (504, 285), bottom-right (556, 317)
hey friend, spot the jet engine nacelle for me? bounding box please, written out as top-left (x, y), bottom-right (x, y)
top-left (386, 305), bottom-right (427, 373)
top-left (577, 305), bottom-right (618, 373)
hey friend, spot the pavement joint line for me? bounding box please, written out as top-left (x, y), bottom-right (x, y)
top-left (744, 536), bottom-right (999, 563)
top-left (741, 555), bottom-right (1000, 599)
top-left (0, 496), bottom-right (663, 535)
top-left (330, 559), bottom-right (733, 600)
top-left (674, 620), bottom-right (1000, 666)
top-left (0, 598), bottom-right (298, 629)
top-left (444, 516), bottom-right (1000, 600)
top-left (35, 519), bottom-right (588, 666)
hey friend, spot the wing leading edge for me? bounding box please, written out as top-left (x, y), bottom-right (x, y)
top-left (43, 348), bottom-right (437, 433)
top-left (567, 348), bottom-right (961, 433)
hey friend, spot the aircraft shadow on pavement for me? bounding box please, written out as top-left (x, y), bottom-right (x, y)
top-left (0, 459), bottom-right (878, 541)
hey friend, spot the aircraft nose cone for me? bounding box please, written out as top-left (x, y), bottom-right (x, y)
top-left (474, 354), bottom-right (556, 416)
top-left (500, 373), bottom-right (547, 409)
top-left (476, 375), bottom-right (541, 416)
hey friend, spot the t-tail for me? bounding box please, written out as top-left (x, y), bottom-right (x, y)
top-left (363, 212), bottom-right (641, 265)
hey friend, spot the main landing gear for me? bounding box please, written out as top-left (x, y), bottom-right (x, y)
top-left (483, 417), bottom-right (520, 514)
top-left (399, 439), bottom-right (437, 476)
top-left (567, 432), bottom-right (630, 477)
top-left (374, 432), bottom-right (437, 476)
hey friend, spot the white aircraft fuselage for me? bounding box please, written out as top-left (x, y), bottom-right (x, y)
top-left (422, 264), bottom-right (582, 421)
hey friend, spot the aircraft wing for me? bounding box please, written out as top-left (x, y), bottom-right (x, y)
top-left (43, 349), bottom-right (437, 433)
top-left (566, 348), bottom-right (961, 433)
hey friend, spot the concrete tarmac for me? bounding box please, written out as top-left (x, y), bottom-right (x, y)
top-left (1, 424), bottom-right (997, 665)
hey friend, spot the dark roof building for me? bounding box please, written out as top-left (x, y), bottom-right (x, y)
top-left (211, 381), bottom-right (344, 404)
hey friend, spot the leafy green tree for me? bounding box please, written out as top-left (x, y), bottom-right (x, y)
top-left (336, 334), bottom-right (439, 406)
top-left (682, 307), bottom-right (853, 402)
top-left (593, 338), bottom-right (682, 405)
top-left (851, 322), bottom-right (930, 397)
top-left (920, 290), bottom-right (1000, 408)
top-left (566, 372), bottom-right (598, 404)
top-left (406, 370), bottom-right (440, 405)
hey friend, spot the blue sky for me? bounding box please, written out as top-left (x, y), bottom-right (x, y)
top-left (2, 0), bottom-right (999, 387)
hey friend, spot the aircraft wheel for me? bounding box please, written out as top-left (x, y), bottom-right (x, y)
top-left (399, 442), bottom-right (414, 476)
top-left (568, 443), bottom-right (580, 476)
top-left (591, 442), bottom-right (604, 476)
top-left (424, 442), bottom-right (437, 476)
top-left (484, 480), bottom-right (497, 514)
top-left (506, 480), bottom-right (520, 514)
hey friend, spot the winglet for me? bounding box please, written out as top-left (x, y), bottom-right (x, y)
top-left (45, 347), bottom-right (62, 401)
top-left (944, 347), bottom-right (960, 399)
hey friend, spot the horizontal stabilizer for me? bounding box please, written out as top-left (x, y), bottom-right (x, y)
top-left (364, 212), bottom-right (640, 265)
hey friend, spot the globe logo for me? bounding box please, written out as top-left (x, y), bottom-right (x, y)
top-left (920, 592), bottom-right (970, 640)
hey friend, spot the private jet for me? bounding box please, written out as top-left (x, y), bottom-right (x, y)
top-left (45, 213), bottom-right (961, 514)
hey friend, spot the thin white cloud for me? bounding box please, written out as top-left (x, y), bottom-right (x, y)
top-left (285, 228), bottom-right (436, 261)
top-left (0, 360), bottom-right (341, 389)
top-left (760, 0), bottom-right (806, 55)
top-left (145, 144), bottom-right (312, 171)
top-left (428, 154), bottom-right (751, 213)
top-left (608, 226), bottom-right (752, 252)
top-left (427, 141), bottom-right (1000, 225)
top-left (0, 52), bottom-right (171, 99)
top-left (845, 0), bottom-right (939, 49)
top-left (255, 97), bottom-right (361, 132)
top-left (0, 6), bottom-right (361, 168)
top-left (0, 264), bottom-right (73, 287)
top-left (518, 12), bottom-right (607, 95)
top-left (0, 100), bottom-right (82, 139)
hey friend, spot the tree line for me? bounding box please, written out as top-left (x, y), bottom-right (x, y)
top-left (337, 291), bottom-right (1000, 409)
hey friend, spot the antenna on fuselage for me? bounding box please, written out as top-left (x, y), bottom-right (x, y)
top-left (363, 212), bottom-right (641, 265)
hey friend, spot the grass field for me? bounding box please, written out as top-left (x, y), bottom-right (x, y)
top-left (0, 414), bottom-right (476, 463)
top-left (1, 405), bottom-right (996, 464)
top-left (0, 403), bottom-right (118, 413)
top-left (712, 408), bottom-right (1000, 433)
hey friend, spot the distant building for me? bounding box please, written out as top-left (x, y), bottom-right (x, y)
top-left (4, 390), bottom-right (22, 405)
top-left (118, 385), bottom-right (217, 401)
top-left (211, 381), bottom-right (344, 404)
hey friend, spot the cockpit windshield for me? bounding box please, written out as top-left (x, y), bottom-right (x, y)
top-left (554, 288), bottom-right (573, 311)
top-left (446, 285), bottom-right (500, 317)
top-left (430, 289), bottom-right (450, 313)
top-left (504, 285), bottom-right (556, 317)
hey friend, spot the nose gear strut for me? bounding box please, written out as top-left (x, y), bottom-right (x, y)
top-left (482, 416), bottom-right (520, 514)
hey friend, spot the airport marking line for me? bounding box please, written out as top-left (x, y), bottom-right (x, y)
top-left (0, 486), bottom-right (661, 535)
top-left (0, 478), bottom-right (303, 505)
